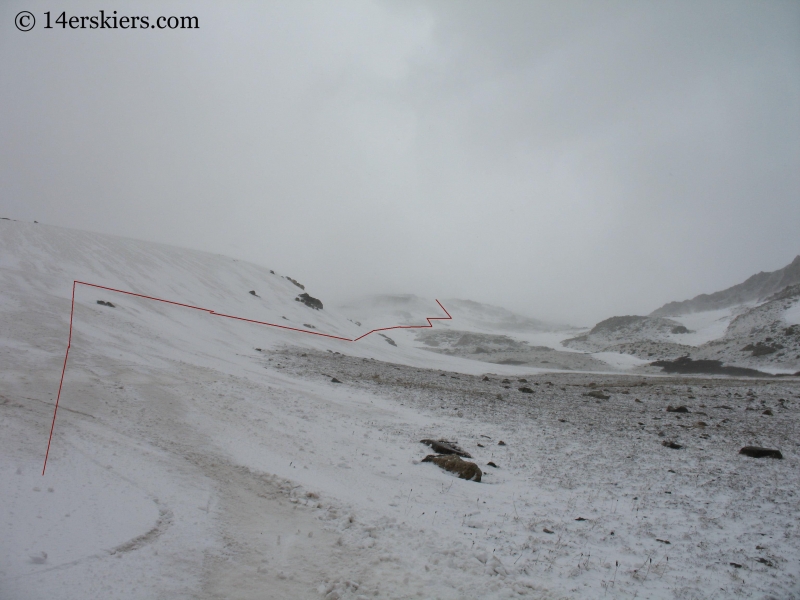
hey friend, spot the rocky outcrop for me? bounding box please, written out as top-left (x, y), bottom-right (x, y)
top-left (420, 439), bottom-right (471, 458)
top-left (285, 277), bottom-right (305, 290)
top-left (650, 357), bottom-right (769, 377)
top-left (563, 316), bottom-right (687, 353)
top-left (296, 293), bottom-right (323, 310)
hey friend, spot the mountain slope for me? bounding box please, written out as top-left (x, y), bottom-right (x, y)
top-left (651, 255), bottom-right (800, 317)
top-left (337, 294), bottom-right (567, 333)
top-left (2, 220), bottom-right (799, 599)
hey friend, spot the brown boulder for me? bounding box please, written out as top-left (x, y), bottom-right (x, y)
top-left (421, 454), bottom-right (482, 482)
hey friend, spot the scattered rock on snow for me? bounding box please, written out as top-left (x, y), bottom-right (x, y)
top-left (739, 446), bottom-right (783, 459)
top-left (666, 405), bottom-right (689, 413)
top-left (296, 293), bottom-right (323, 310)
top-left (285, 276), bottom-right (305, 290)
top-left (249, 290), bottom-right (259, 297)
top-left (498, 440), bottom-right (506, 446)
top-left (518, 386), bottom-right (534, 393)
top-left (331, 378), bottom-right (342, 384)
top-left (421, 454), bottom-right (482, 482)
top-left (420, 439), bottom-right (472, 458)
top-left (486, 461), bottom-right (498, 468)
top-left (662, 440), bottom-right (683, 449)
top-left (584, 390), bottom-right (610, 400)
top-left (378, 333), bottom-right (397, 347)
top-left (762, 409), bottom-right (773, 416)
top-left (96, 300), bottom-right (115, 307)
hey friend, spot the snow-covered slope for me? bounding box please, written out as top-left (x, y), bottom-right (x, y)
top-left (3, 221), bottom-right (799, 599)
top-left (338, 295), bottom-right (603, 370)
top-left (337, 294), bottom-right (567, 333)
top-left (563, 291), bottom-right (800, 374)
top-left (690, 284), bottom-right (800, 374)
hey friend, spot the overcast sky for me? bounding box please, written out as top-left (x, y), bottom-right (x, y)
top-left (2, 1), bottom-right (798, 325)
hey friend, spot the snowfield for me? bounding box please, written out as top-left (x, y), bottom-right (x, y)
top-left (1, 221), bottom-right (799, 599)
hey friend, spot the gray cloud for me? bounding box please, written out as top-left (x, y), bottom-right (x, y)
top-left (1, 0), bottom-right (798, 324)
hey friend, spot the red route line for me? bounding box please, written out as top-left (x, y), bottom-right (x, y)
top-left (42, 280), bottom-right (451, 474)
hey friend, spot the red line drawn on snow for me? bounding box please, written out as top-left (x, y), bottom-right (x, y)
top-left (42, 280), bottom-right (452, 474)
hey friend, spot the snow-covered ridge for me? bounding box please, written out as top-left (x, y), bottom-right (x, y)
top-left (651, 255), bottom-right (800, 317)
top-left (565, 286), bottom-right (800, 373)
top-left (337, 294), bottom-right (567, 333)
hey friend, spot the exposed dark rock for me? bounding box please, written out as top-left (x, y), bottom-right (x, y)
top-left (742, 342), bottom-right (783, 357)
top-left (498, 440), bottom-right (506, 446)
top-left (543, 528), bottom-right (554, 534)
top-left (420, 439), bottom-right (471, 458)
top-left (285, 277), bottom-right (305, 290)
top-left (662, 441), bottom-right (683, 449)
top-left (739, 446), bottom-right (783, 459)
top-left (518, 387), bottom-right (534, 393)
top-left (249, 290), bottom-right (259, 297)
top-left (762, 409), bottom-right (773, 416)
top-left (486, 461), bottom-right (498, 468)
top-left (651, 356), bottom-right (770, 377)
top-left (666, 405), bottom-right (689, 413)
top-left (584, 390), bottom-right (610, 400)
top-left (671, 325), bottom-right (691, 334)
top-left (295, 293), bottom-right (323, 310)
top-left (421, 454), bottom-right (481, 482)
top-left (331, 378), bottom-right (342, 384)
top-left (482, 376), bottom-right (490, 381)
top-left (96, 300), bottom-right (115, 307)
top-left (255, 348), bottom-right (262, 352)
top-left (379, 334), bottom-right (396, 347)
top-left (756, 557), bottom-right (774, 567)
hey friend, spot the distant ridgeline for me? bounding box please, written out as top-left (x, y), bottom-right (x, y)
top-left (651, 255), bottom-right (800, 317)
